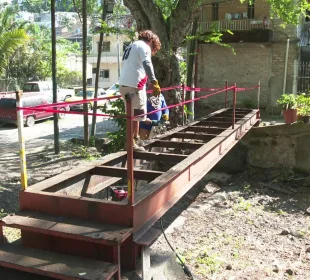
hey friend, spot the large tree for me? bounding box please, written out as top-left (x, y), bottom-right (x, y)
top-left (123, 0), bottom-right (310, 124)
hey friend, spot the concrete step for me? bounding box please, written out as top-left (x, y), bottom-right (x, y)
top-left (1, 211), bottom-right (132, 245)
top-left (0, 243), bottom-right (118, 280)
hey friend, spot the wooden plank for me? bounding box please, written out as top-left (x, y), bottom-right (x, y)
top-left (30, 151), bottom-right (127, 192)
top-left (197, 120), bottom-right (232, 128)
top-left (208, 116), bottom-right (243, 122)
top-left (165, 132), bottom-right (217, 141)
top-left (145, 140), bottom-right (203, 150)
top-left (0, 244), bottom-right (117, 280)
top-left (133, 151), bottom-right (187, 163)
top-left (1, 211), bottom-right (133, 245)
top-left (86, 177), bottom-right (123, 196)
top-left (93, 166), bottom-right (163, 181)
top-left (184, 126), bottom-right (226, 134)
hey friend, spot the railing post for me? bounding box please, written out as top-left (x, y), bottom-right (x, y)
top-left (232, 83), bottom-right (236, 129)
top-left (257, 81), bottom-right (261, 109)
top-left (16, 90), bottom-right (28, 191)
top-left (125, 92), bottom-right (134, 206)
top-left (182, 83), bottom-right (185, 125)
top-left (224, 80), bottom-right (228, 108)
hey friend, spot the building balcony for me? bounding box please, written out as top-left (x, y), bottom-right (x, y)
top-left (199, 19), bottom-right (272, 33)
top-left (198, 19), bottom-right (273, 43)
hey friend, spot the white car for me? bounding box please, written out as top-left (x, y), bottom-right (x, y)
top-left (105, 83), bottom-right (120, 96)
top-left (105, 83), bottom-right (121, 110)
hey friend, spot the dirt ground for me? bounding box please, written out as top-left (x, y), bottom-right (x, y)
top-left (152, 168), bottom-right (310, 280)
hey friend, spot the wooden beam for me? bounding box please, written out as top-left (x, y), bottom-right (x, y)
top-left (185, 126), bottom-right (226, 134)
top-left (133, 151), bottom-right (187, 163)
top-left (86, 177), bottom-right (123, 196)
top-left (165, 132), bottom-right (216, 141)
top-left (197, 121), bottom-right (232, 128)
top-left (145, 140), bottom-right (204, 150)
top-left (93, 166), bottom-right (163, 181)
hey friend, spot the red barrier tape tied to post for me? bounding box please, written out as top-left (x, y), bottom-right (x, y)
top-left (17, 84), bottom-right (259, 119)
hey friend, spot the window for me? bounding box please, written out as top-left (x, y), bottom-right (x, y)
top-left (248, 0), bottom-right (255, 19)
top-left (96, 41), bottom-right (111, 52)
top-left (102, 41), bottom-right (111, 52)
top-left (212, 3), bottom-right (219, 21)
top-left (99, 69), bottom-right (110, 80)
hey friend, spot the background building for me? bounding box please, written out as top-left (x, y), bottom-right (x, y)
top-left (197, 0), bottom-right (300, 112)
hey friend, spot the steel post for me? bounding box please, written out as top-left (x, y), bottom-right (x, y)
top-left (224, 80), bottom-right (228, 108)
top-left (257, 81), bottom-right (261, 110)
top-left (182, 83), bottom-right (185, 125)
top-left (16, 91), bottom-right (28, 190)
top-left (125, 93), bottom-right (134, 205)
top-left (51, 0), bottom-right (60, 154)
top-left (232, 83), bottom-right (237, 129)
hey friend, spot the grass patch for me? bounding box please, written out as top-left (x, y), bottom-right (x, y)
top-left (233, 197), bottom-right (253, 212)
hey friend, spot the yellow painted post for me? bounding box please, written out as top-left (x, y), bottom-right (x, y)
top-left (16, 90), bottom-right (28, 190)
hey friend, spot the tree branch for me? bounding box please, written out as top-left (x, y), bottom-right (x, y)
top-left (123, 0), bottom-right (151, 31)
top-left (136, 0), bottom-right (169, 51)
top-left (170, 0), bottom-right (201, 50)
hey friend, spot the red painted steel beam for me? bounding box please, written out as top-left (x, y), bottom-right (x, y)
top-left (133, 109), bottom-right (259, 240)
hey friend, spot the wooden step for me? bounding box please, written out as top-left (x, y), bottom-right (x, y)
top-left (0, 243), bottom-right (118, 280)
top-left (1, 211), bottom-right (132, 245)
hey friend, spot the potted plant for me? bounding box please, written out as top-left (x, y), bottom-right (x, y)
top-left (276, 94), bottom-right (298, 124)
top-left (297, 94), bottom-right (310, 123)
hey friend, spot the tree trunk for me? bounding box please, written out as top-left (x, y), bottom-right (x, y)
top-left (82, 0), bottom-right (89, 146)
top-left (123, 0), bottom-right (201, 127)
top-left (186, 19), bottom-right (198, 122)
top-left (91, 7), bottom-right (106, 138)
top-left (153, 53), bottom-right (182, 127)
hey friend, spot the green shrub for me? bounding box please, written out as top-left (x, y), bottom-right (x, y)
top-left (277, 94), bottom-right (297, 110)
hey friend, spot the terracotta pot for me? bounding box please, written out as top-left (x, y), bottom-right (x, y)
top-left (283, 109), bottom-right (298, 124)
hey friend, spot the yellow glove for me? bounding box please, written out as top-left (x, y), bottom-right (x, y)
top-left (152, 80), bottom-right (161, 96)
top-left (162, 114), bottom-right (169, 121)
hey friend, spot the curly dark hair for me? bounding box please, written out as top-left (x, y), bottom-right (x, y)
top-left (138, 30), bottom-right (161, 55)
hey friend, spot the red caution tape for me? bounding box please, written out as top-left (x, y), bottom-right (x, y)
top-left (16, 84), bottom-right (259, 119)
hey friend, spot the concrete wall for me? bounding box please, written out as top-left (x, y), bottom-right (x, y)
top-left (215, 123), bottom-right (310, 175)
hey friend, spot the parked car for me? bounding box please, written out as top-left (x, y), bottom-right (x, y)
top-left (105, 83), bottom-right (120, 96)
top-left (23, 81), bottom-right (74, 101)
top-left (105, 83), bottom-right (121, 109)
top-left (65, 88), bottom-right (107, 111)
top-left (0, 92), bottom-right (69, 127)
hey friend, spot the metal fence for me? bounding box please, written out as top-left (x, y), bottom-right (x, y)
top-left (199, 19), bottom-right (271, 33)
top-left (298, 61), bottom-right (310, 93)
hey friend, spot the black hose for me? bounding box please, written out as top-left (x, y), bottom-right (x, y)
top-left (160, 218), bottom-right (194, 279)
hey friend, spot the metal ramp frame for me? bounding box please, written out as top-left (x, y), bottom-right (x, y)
top-left (0, 108), bottom-right (260, 279)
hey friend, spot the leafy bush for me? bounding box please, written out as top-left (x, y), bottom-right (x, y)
top-left (277, 94), bottom-right (297, 110)
top-left (297, 93), bottom-right (310, 116)
top-left (102, 98), bottom-right (126, 153)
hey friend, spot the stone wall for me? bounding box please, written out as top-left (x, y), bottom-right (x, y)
top-left (214, 123), bottom-right (310, 175)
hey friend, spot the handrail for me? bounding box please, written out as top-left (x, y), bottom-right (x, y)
top-left (199, 19), bottom-right (272, 33)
